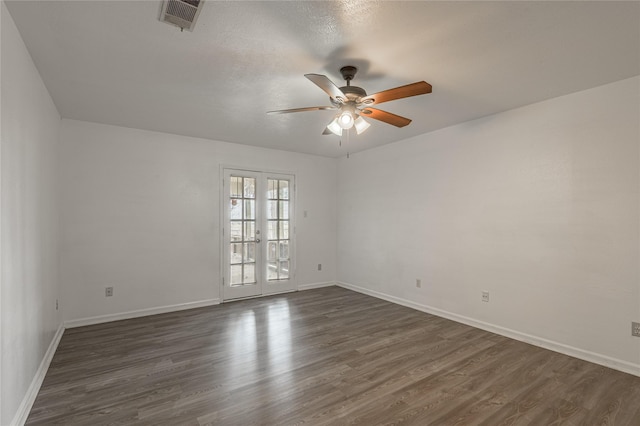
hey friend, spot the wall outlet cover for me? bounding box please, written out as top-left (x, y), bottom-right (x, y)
top-left (632, 322), bottom-right (640, 337)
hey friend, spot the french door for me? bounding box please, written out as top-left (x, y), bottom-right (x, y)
top-left (222, 168), bottom-right (296, 301)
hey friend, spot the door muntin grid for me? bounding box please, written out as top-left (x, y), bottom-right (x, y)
top-left (229, 176), bottom-right (257, 286)
top-left (266, 179), bottom-right (290, 281)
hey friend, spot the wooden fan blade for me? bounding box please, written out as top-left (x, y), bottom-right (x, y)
top-left (304, 74), bottom-right (347, 102)
top-left (361, 81), bottom-right (432, 106)
top-left (360, 108), bottom-right (412, 127)
top-left (267, 106), bottom-right (336, 114)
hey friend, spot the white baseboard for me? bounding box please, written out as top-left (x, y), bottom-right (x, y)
top-left (65, 298), bottom-right (220, 328)
top-left (336, 281), bottom-right (640, 377)
top-left (298, 281), bottom-right (336, 291)
top-left (11, 323), bottom-right (65, 426)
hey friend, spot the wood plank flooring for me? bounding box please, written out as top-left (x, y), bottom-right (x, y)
top-left (27, 287), bottom-right (640, 425)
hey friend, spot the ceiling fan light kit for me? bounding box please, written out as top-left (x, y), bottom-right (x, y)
top-left (267, 66), bottom-right (432, 139)
top-left (325, 115), bottom-right (370, 137)
top-left (326, 118), bottom-right (342, 136)
top-left (354, 116), bottom-right (371, 135)
top-left (338, 110), bottom-right (355, 129)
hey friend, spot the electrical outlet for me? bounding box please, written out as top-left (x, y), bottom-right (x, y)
top-left (317, 263), bottom-right (322, 271)
top-left (416, 279), bottom-right (421, 288)
top-left (56, 299), bottom-right (59, 311)
top-left (482, 291), bottom-right (490, 303)
top-left (632, 322), bottom-right (640, 337)
top-left (105, 287), bottom-right (114, 297)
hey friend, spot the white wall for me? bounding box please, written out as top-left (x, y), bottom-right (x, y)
top-left (1, 3), bottom-right (62, 424)
top-left (60, 119), bottom-right (337, 323)
top-left (337, 76), bottom-right (640, 374)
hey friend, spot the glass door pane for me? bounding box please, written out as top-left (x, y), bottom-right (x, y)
top-left (266, 178), bottom-right (291, 281)
top-left (262, 174), bottom-right (295, 295)
top-left (223, 171), bottom-right (262, 300)
top-left (229, 176), bottom-right (256, 286)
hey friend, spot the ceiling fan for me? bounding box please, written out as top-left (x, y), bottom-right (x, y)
top-left (267, 66), bottom-right (432, 136)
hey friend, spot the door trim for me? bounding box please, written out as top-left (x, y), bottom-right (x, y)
top-left (219, 166), bottom-right (297, 302)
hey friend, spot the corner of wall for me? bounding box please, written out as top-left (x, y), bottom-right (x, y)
top-left (1, 2), bottom-right (64, 424)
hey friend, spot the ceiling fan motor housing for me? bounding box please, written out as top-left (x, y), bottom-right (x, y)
top-left (341, 85), bottom-right (367, 98)
top-left (331, 85), bottom-right (367, 105)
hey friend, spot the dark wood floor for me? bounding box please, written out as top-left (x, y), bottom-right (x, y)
top-left (27, 287), bottom-right (640, 425)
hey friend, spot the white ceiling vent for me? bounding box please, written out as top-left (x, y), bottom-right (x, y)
top-left (160, 0), bottom-right (204, 32)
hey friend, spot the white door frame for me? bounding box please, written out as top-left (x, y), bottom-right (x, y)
top-left (220, 166), bottom-right (296, 301)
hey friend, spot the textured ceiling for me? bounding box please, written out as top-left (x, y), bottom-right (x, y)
top-left (5, 1), bottom-right (640, 157)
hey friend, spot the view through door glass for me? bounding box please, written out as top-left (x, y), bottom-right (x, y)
top-left (266, 178), bottom-right (290, 282)
top-left (229, 175), bottom-right (257, 288)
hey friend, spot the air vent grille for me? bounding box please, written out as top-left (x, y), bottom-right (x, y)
top-left (160, 0), bottom-right (204, 32)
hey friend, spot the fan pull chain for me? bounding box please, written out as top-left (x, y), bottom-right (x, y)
top-left (346, 128), bottom-right (350, 159)
top-left (337, 130), bottom-right (350, 158)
